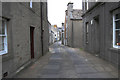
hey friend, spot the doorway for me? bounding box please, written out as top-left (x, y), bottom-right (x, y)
top-left (30, 27), bottom-right (35, 59)
top-left (94, 16), bottom-right (100, 55)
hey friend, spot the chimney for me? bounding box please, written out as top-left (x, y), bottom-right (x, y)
top-left (67, 2), bottom-right (73, 12)
top-left (62, 23), bottom-right (64, 26)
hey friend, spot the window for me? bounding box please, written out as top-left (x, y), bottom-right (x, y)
top-left (0, 19), bottom-right (8, 55)
top-left (30, 0), bottom-right (32, 8)
top-left (86, 0), bottom-right (89, 10)
top-left (96, 0), bottom-right (98, 2)
top-left (86, 22), bottom-right (89, 43)
top-left (113, 13), bottom-right (120, 48)
top-left (91, 20), bottom-right (93, 25)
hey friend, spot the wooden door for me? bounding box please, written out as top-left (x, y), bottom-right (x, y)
top-left (30, 27), bottom-right (35, 59)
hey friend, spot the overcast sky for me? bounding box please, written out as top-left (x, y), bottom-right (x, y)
top-left (48, 0), bottom-right (82, 27)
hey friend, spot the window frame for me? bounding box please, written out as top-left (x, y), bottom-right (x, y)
top-left (113, 13), bottom-right (120, 49)
top-left (86, 22), bottom-right (89, 44)
top-left (86, 0), bottom-right (89, 10)
top-left (96, 0), bottom-right (98, 2)
top-left (30, 0), bottom-right (32, 8)
top-left (0, 19), bottom-right (8, 55)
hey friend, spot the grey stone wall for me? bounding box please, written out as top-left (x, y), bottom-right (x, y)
top-left (72, 20), bottom-right (83, 48)
top-left (82, 2), bottom-right (120, 67)
top-left (0, 2), bottom-right (2, 80)
top-left (67, 19), bottom-right (72, 47)
top-left (2, 2), bottom-right (49, 78)
top-left (66, 3), bottom-right (83, 48)
top-left (41, 2), bottom-right (49, 55)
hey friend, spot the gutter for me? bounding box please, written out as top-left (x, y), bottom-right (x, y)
top-left (82, 2), bottom-right (104, 17)
top-left (70, 18), bottom-right (82, 20)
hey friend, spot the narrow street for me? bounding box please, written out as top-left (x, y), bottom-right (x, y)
top-left (1, 1), bottom-right (120, 79)
top-left (14, 41), bottom-right (118, 78)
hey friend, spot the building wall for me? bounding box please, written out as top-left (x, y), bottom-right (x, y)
top-left (48, 21), bottom-right (55, 45)
top-left (82, 2), bottom-right (120, 67)
top-left (41, 2), bottom-right (49, 55)
top-left (72, 20), bottom-right (83, 48)
top-left (67, 19), bottom-right (72, 47)
top-left (66, 3), bottom-right (83, 48)
top-left (0, 2), bottom-right (2, 79)
top-left (2, 2), bottom-right (48, 78)
top-left (61, 23), bottom-right (65, 45)
top-left (51, 25), bottom-right (58, 42)
top-left (49, 21), bottom-right (52, 45)
top-left (67, 19), bottom-right (83, 48)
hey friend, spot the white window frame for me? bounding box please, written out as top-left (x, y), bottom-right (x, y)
top-left (0, 19), bottom-right (8, 55)
top-left (30, 0), bottom-right (32, 8)
top-left (96, 0), bottom-right (98, 2)
top-left (86, 0), bottom-right (89, 10)
top-left (91, 19), bottom-right (93, 25)
top-left (113, 14), bottom-right (120, 49)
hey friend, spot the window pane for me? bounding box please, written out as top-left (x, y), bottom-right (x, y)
top-left (0, 36), bottom-right (4, 51)
top-left (0, 20), bottom-right (5, 35)
top-left (115, 20), bottom-right (120, 29)
top-left (0, 20), bottom-right (2, 34)
top-left (115, 30), bottom-right (120, 46)
top-left (116, 13), bottom-right (120, 19)
top-left (30, 0), bottom-right (32, 8)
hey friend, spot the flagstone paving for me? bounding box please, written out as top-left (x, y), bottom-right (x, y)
top-left (14, 41), bottom-right (118, 78)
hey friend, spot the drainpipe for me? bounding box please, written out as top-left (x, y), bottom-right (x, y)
top-left (40, 2), bottom-right (44, 56)
top-left (71, 10), bottom-right (73, 47)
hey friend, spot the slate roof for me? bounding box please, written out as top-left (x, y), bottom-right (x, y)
top-left (70, 9), bottom-right (82, 20)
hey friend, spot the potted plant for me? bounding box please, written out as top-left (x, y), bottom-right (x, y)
top-left (117, 43), bottom-right (120, 46)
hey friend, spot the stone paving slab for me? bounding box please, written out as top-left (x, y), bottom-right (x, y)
top-left (75, 67), bottom-right (97, 74)
top-left (77, 72), bottom-right (114, 78)
top-left (74, 64), bottom-right (94, 68)
top-left (47, 61), bottom-right (62, 65)
top-left (39, 74), bottom-right (60, 78)
top-left (42, 65), bottom-right (60, 70)
top-left (40, 69), bottom-right (60, 74)
top-left (109, 71), bottom-right (119, 77)
top-left (14, 42), bottom-right (118, 78)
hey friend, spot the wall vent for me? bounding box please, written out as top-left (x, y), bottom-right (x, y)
top-left (3, 72), bottom-right (8, 77)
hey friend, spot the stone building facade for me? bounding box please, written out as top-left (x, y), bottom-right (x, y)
top-left (65, 3), bottom-right (83, 48)
top-left (0, 2), bottom-right (49, 78)
top-left (41, 2), bottom-right (49, 55)
top-left (82, 1), bottom-right (120, 68)
top-left (61, 23), bottom-right (65, 45)
top-left (49, 21), bottom-right (55, 45)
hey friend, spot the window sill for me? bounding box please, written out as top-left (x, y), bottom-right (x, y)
top-left (113, 45), bottom-right (120, 49)
top-left (109, 48), bottom-right (120, 54)
top-left (0, 51), bottom-right (8, 56)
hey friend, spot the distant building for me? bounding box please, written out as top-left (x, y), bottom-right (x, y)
top-left (48, 21), bottom-right (51, 44)
top-left (61, 23), bottom-right (66, 45)
top-left (1, 2), bottom-right (49, 78)
top-left (49, 21), bottom-right (55, 45)
top-left (82, 1), bottom-right (120, 67)
top-left (58, 27), bottom-right (62, 41)
top-left (51, 25), bottom-right (58, 42)
top-left (64, 2), bottom-right (83, 48)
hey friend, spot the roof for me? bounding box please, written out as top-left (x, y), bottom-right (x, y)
top-left (70, 9), bottom-right (83, 20)
top-left (67, 2), bottom-right (73, 6)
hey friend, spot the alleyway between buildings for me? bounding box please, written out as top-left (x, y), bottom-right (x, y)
top-left (14, 42), bottom-right (118, 78)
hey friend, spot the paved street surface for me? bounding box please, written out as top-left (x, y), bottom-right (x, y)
top-left (14, 41), bottom-right (118, 78)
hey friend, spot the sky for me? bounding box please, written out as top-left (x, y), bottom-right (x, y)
top-left (48, 0), bottom-right (82, 27)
